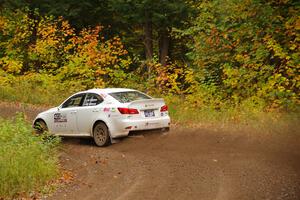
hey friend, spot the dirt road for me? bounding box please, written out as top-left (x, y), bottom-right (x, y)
top-left (1, 102), bottom-right (300, 200)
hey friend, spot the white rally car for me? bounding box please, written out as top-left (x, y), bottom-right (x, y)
top-left (33, 88), bottom-right (170, 146)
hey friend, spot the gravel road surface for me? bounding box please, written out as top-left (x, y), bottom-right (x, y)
top-left (1, 102), bottom-right (299, 200)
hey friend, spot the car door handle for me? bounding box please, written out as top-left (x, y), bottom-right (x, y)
top-left (70, 111), bottom-right (77, 114)
top-left (92, 110), bottom-right (99, 112)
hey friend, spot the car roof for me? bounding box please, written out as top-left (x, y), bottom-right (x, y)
top-left (86, 88), bottom-right (136, 94)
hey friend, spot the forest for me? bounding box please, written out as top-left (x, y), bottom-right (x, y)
top-left (0, 0), bottom-right (299, 121)
top-left (0, 0), bottom-right (299, 198)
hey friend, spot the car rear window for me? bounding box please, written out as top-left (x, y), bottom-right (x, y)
top-left (109, 91), bottom-right (151, 103)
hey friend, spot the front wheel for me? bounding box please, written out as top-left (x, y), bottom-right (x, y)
top-left (93, 122), bottom-right (110, 147)
top-left (34, 120), bottom-right (48, 135)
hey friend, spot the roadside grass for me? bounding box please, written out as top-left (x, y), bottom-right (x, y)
top-left (0, 76), bottom-right (71, 106)
top-left (0, 113), bottom-right (60, 199)
top-left (166, 96), bottom-right (300, 134)
top-left (0, 85), bottom-right (69, 106)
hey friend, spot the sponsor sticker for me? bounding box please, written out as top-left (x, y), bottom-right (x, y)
top-left (54, 113), bottom-right (67, 123)
top-left (145, 104), bottom-right (154, 108)
top-left (103, 107), bottom-right (110, 112)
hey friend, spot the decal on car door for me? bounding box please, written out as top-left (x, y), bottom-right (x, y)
top-left (103, 107), bottom-right (110, 112)
top-left (54, 113), bottom-right (67, 123)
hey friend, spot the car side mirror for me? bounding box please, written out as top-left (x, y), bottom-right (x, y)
top-left (57, 107), bottom-right (60, 111)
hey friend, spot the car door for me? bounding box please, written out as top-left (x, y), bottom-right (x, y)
top-left (52, 93), bottom-right (85, 134)
top-left (76, 93), bottom-right (104, 135)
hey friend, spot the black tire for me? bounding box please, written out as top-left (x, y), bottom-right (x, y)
top-left (93, 122), bottom-right (110, 147)
top-left (34, 120), bottom-right (48, 135)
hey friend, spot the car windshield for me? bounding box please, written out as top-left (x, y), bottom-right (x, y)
top-left (109, 91), bottom-right (151, 103)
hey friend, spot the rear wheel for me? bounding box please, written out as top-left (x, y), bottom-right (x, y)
top-left (34, 120), bottom-right (48, 135)
top-left (93, 122), bottom-right (110, 147)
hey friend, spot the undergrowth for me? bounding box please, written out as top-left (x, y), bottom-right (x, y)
top-left (0, 113), bottom-right (60, 199)
top-left (166, 95), bottom-right (299, 134)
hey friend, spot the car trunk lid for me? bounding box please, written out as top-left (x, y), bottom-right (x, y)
top-left (128, 99), bottom-right (165, 118)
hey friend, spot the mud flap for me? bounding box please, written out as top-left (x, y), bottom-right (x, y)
top-left (110, 137), bottom-right (121, 144)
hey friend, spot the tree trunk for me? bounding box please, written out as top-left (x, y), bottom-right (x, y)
top-left (23, 10), bottom-right (38, 73)
top-left (159, 28), bottom-right (170, 66)
top-left (144, 11), bottom-right (153, 61)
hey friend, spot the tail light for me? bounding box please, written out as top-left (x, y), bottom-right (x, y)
top-left (118, 107), bottom-right (139, 114)
top-left (160, 105), bottom-right (168, 112)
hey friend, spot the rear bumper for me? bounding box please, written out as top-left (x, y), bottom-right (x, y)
top-left (109, 116), bottom-right (170, 138)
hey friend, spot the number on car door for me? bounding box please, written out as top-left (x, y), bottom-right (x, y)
top-left (52, 93), bottom-right (85, 134)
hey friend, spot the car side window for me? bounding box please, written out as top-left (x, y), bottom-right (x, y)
top-left (62, 94), bottom-right (85, 108)
top-left (82, 93), bottom-right (103, 106)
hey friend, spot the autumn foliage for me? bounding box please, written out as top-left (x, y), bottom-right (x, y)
top-left (185, 0), bottom-right (299, 110)
top-left (0, 2), bottom-right (299, 199)
top-left (0, 2), bottom-right (299, 111)
top-left (0, 9), bottom-right (131, 94)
